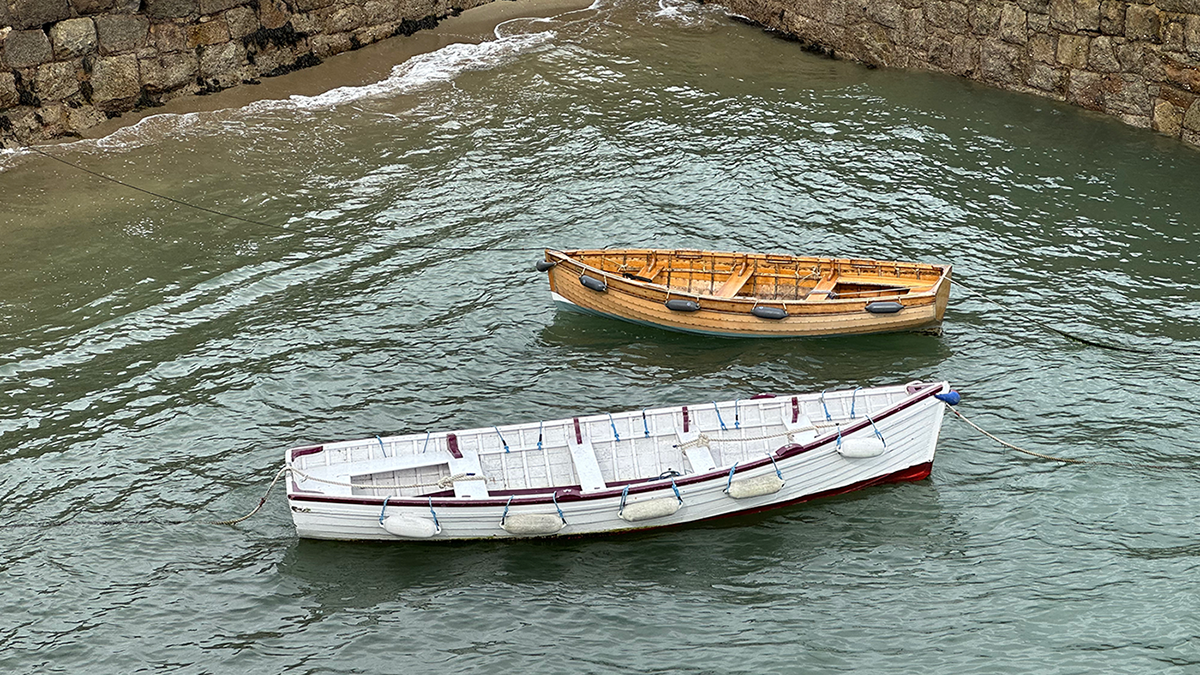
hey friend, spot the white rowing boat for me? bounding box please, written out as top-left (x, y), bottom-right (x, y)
top-left (285, 381), bottom-right (959, 541)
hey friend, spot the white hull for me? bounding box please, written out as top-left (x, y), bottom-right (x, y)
top-left (286, 382), bottom-right (953, 541)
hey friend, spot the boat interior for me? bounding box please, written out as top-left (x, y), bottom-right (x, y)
top-left (560, 249), bottom-right (946, 301)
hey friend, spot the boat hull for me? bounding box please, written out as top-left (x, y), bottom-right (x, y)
top-left (286, 382), bottom-right (952, 542)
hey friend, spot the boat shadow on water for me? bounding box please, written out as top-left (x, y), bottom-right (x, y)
top-left (537, 312), bottom-right (955, 382)
top-left (276, 479), bottom-right (956, 609)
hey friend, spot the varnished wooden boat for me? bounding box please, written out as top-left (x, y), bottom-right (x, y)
top-left (538, 249), bottom-right (952, 338)
top-left (285, 381), bottom-right (958, 541)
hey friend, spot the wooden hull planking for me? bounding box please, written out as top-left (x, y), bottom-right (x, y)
top-left (542, 249), bottom-right (951, 338)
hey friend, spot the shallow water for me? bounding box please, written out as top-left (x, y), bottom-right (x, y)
top-left (2, 0), bottom-right (1199, 672)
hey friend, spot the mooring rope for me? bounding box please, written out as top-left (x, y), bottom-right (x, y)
top-left (951, 278), bottom-right (1156, 354)
top-left (948, 406), bottom-right (1196, 472)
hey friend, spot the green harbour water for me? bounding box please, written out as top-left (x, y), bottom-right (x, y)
top-left (2, 0), bottom-right (1199, 672)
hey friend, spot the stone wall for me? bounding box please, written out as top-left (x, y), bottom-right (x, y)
top-left (718, 0), bottom-right (1200, 148)
top-left (0, 0), bottom-right (492, 147)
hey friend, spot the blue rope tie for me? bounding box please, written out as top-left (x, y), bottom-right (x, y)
top-left (850, 386), bottom-right (862, 419)
top-left (867, 415), bottom-right (887, 448)
top-left (734, 399), bottom-right (740, 430)
top-left (428, 497), bottom-right (440, 530)
top-left (835, 425), bottom-right (843, 450)
top-left (608, 413), bottom-right (620, 442)
top-left (619, 485), bottom-right (630, 515)
top-left (768, 453), bottom-right (783, 480)
top-left (670, 476), bottom-right (683, 504)
top-left (501, 496), bottom-right (513, 525)
top-left (494, 426), bottom-right (509, 453)
top-left (537, 421), bottom-right (543, 452)
top-left (821, 390), bottom-right (832, 421)
top-left (376, 435), bottom-right (387, 457)
top-left (713, 402), bottom-right (727, 431)
top-left (378, 496), bottom-right (390, 525)
top-left (642, 410), bottom-right (650, 438)
top-left (422, 431), bottom-right (431, 453)
top-left (552, 491), bottom-right (566, 523)
top-left (724, 463), bottom-right (738, 493)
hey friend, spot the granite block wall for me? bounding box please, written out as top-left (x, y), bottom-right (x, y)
top-left (0, 0), bottom-right (492, 146)
top-left (717, 0), bottom-right (1200, 148)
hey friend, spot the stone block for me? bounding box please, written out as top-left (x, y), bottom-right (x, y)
top-left (10, 0), bottom-right (71, 30)
top-left (91, 53), bottom-right (140, 108)
top-left (1099, 0), bottom-right (1124, 35)
top-left (1126, 4), bottom-right (1161, 42)
top-left (69, 0), bottom-right (117, 14)
top-left (35, 59), bottom-right (80, 101)
top-left (145, 0), bottom-right (199, 20)
top-left (1088, 35), bottom-right (1120, 72)
top-left (311, 32), bottom-right (351, 57)
top-left (1163, 17), bottom-right (1186, 52)
top-left (96, 15), bottom-right (150, 54)
top-left (187, 18), bottom-right (231, 47)
top-left (1118, 113), bottom-right (1151, 129)
top-left (225, 7), bottom-right (259, 39)
top-left (1027, 62), bottom-right (1066, 91)
top-left (198, 40), bottom-right (245, 77)
top-left (950, 34), bottom-right (980, 75)
top-left (1028, 11), bottom-right (1050, 32)
top-left (66, 104), bottom-right (107, 132)
top-left (1107, 73), bottom-right (1151, 115)
top-left (258, 0), bottom-right (292, 30)
top-left (899, 7), bottom-right (927, 49)
top-left (290, 12), bottom-right (321, 35)
top-left (1157, 0), bottom-right (1200, 12)
top-left (1154, 98), bottom-right (1184, 135)
top-left (295, 0), bottom-right (335, 12)
top-left (925, 1), bottom-right (969, 34)
top-left (1183, 99), bottom-right (1200, 131)
top-left (150, 22), bottom-right (188, 53)
top-left (1188, 15), bottom-right (1200, 55)
top-left (970, 3), bottom-right (1000, 34)
top-left (1183, 128), bottom-right (1200, 146)
top-left (1163, 56), bottom-right (1200, 92)
top-left (865, 0), bottom-right (902, 29)
top-left (1015, 0), bottom-right (1050, 13)
top-left (1049, 0), bottom-right (1098, 32)
top-left (140, 50), bottom-right (198, 91)
top-left (1066, 68), bottom-right (1105, 109)
top-left (0, 73), bottom-right (19, 109)
top-left (1030, 32), bottom-right (1057, 63)
top-left (5, 30), bottom-right (53, 69)
top-left (325, 6), bottom-right (367, 34)
top-left (365, 0), bottom-right (401, 26)
top-left (981, 38), bottom-right (1024, 84)
top-left (50, 19), bottom-right (98, 59)
top-left (1057, 33), bottom-right (1089, 68)
top-left (199, 0), bottom-right (244, 14)
top-left (1116, 40), bottom-right (1144, 73)
top-left (999, 3), bottom-right (1028, 44)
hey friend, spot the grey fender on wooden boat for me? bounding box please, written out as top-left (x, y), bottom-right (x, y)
top-left (665, 298), bottom-right (700, 312)
top-left (580, 274), bottom-right (607, 292)
top-left (865, 301), bottom-right (904, 314)
top-left (536, 260), bottom-right (557, 272)
top-left (501, 513), bottom-right (565, 535)
top-left (751, 306), bottom-right (788, 320)
top-left (619, 497), bottom-right (681, 522)
top-left (837, 437), bottom-right (886, 458)
top-left (726, 474), bottom-right (785, 499)
top-left (381, 515), bottom-right (440, 538)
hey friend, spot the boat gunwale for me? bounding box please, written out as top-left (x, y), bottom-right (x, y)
top-left (285, 382), bottom-right (948, 509)
top-left (546, 249), bottom-right (951, 308)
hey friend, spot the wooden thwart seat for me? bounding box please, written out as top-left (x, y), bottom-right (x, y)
top-left (635, 260), bottom-right (667, 282)
top-left (805, 273), bottom-right (839, 299)
top-left (714, 263), bottom-right (754, 298)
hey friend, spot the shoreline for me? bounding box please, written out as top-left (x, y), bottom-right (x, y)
top-left (80, 0), bottom-right (598, 140)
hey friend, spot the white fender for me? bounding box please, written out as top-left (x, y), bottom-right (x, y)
top-left (501, 514), bottom-right (565, 535)
top-left (619, 497), bottom-right (680, 522)
top-left (381, 515), bottom-right (440, 538)
top-left (727, 474), bottom-right (784, 499)
top-left (838, 437), bottom-right (886, 458)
